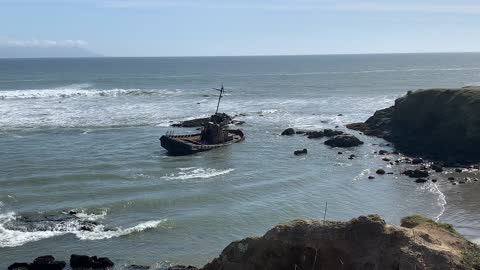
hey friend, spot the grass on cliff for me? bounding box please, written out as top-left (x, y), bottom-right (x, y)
top-left (402, 215), bottom-right (480, 269)
top-left (400, 215), bottom-right (459, 236)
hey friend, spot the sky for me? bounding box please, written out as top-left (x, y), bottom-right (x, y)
top-left (1, 0), bottom-right (480, 56)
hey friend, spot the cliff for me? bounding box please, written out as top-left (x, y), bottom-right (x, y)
top-left (196, 215), bottom-right (480, 270)
top-left (347, 87), bottom-right (480, 163)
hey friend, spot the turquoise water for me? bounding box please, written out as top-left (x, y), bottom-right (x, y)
top-left (1, 54), bottom-right (480, 268)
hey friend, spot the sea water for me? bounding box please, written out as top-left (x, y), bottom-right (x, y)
top-left (1, 54), bottom-right (480, 268)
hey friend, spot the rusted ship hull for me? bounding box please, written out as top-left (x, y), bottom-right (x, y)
top-left (160, 130), bottom-right (244, 156)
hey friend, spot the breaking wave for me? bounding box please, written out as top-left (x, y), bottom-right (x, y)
top-left (0, 85), bottom-right (182, 100)
top-left (162, 167), bottom-right (235, 181)
top-left (0, 210), bottom-right (167, 248)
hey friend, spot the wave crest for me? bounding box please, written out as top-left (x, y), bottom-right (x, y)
top-left (0, 210), bottom-right (168, 247)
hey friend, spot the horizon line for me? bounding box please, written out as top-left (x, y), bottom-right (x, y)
top-left (1, 51), bottom-right (480, 59)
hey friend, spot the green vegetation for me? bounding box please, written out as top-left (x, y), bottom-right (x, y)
top-left (462, 243), bottom-right (480, 270)
top-left (400, 215), bottom-right (459, 236)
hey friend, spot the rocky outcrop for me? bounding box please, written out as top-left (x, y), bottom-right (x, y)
top-left (324, 134), bottom-right (364, 148)
top-left (347, 87), bottom-right (480, 163)
top-left (201, 215), bottom-right (480, 270)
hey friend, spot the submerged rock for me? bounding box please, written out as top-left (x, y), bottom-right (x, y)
top-left (324, 134), bottom-right (364, 148)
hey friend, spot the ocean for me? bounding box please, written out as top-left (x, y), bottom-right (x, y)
top-left (1, 53), bottom-right (480, 268)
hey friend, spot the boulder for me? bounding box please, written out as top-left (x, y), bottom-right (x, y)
top-left (323, 129), bottom-right (344, 137)
top-left (281, 128), bottom-right (295, 136)
top-left (30, 256), bottom-right (66, 270)
top-left (294, 149), bottom-right (307, 156)
top-left (412, 158), bottom-right (424, 165)
top-left (403, 170), bottom-right (429, 178)
top-left (70, 255), bottom-right (114, 269)
top-left (431, 163), bottom-right (444, 172)
top-left (415, 178), bottom-right (428, 183)
top-left (376, 169), bottom-right (386, 175)
top-left (306, 131), bottom-right (324, 139)
top-left (324, 134), bottom-right (364, 148)
top-left (8, 263), bottom-right (30, 270)
top-left (378, 150), bottom-right (389, 155)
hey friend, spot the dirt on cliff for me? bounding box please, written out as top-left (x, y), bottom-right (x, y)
top-left (195, 214), bottom-right (480, 270)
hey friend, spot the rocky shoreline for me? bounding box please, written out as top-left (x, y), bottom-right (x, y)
top-left (347, 87), bottom-right (480, 165)
top-left (9, 215), bottom-right (480, 270)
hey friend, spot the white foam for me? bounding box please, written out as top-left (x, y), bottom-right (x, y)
top-left (72, 209), bottom-right (108, 221)
top-left (162, 167), bottom-right (235, 181)
top-left (426, 183), bottom-right (447, 222)
top-left (75, 220), bottom-right (165, 241)
top-left (0, 211), bottom-right (167, 247)
top-left (0, 87), bottom-right (180, 100)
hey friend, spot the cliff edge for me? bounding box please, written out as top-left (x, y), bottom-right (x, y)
top-left (347, 87), bottom-right (480, 163)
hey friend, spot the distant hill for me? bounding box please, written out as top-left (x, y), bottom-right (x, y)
top-left (0, 46), bottom-right (100, 58)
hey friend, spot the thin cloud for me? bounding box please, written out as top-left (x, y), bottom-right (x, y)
top-left (0, 37), bottom-right (88, 48)
top-left (101, 0), bottom-right (480, 14)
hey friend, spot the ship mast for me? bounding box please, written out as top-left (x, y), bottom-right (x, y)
top-left (213, 84), bottom-right (225, 115)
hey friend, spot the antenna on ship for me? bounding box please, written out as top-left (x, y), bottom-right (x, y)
top-left (213, 83), bottom-right (225, 115)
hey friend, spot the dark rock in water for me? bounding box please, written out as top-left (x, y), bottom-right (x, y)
top-left (325, 135), bottom-right (364, 148)
top-left (415, 178), bottom-right (428, 183)
top-left (281, 128), bottom-right (295, 136)
top-left (392, 151), bottom-right (400, 155)
top-left (376, 169), bottom-right (386, 175)
top-left (68, 210), bottom-right (77, 215)
top-left (306, 131), bottom-right (324, 139)
top-left (70, 255), bottom-right (114, 269)
top-left (323, 129), bottom-right (344, 137)
top-left (412, 158), bottom-right (424, 165)
top-left (127, 265), bottom-right (150, 270)
top-left (382, 158), bottom-right (390, 162)
top-left (455, 168), bottom-right (463, 173)
top-left (448, 177), bottom-right (455, 181)
top-left (459, 181), bottom-right (466, 184)
top-left (30, 256), bottom-right (66, 270)
top-left (368, 176), bottom-right (375, 179)
top-left (338, 114), bottom-right (344, 116)
top-left (403, 169), bottom-right (429, 178)
top-left (70, 255), bottom-right (92, 269)
top-left (337, 151), bottom-right (343, 155)
top-left (294, 149), bottom-right (307, 156)
top-left (8, 263), bottom-right (30, 270)
top-left (432, 179), bottom-right (438, 183)
top-left (387, 172), bottom-right (394, 175)
top-left (92, 257), bottom-right (114, 269)
top-left (168, 266), bottom-right (198, 270)
top-left (378, 150), bottom-right (389, 155)
top-left (431, 163), bottom-right (444, 172)
top-left (348, 87), bottom-right (480, 164)
top-left (172, 113), bottom-right (233, 127)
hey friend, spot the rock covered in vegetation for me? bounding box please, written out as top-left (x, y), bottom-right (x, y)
top-left (347, 87), bottom-right (480, 163)
top-left (324, 134), bottom-right (364, 148)
top-left (201, 215), bottom-right (480, 270)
